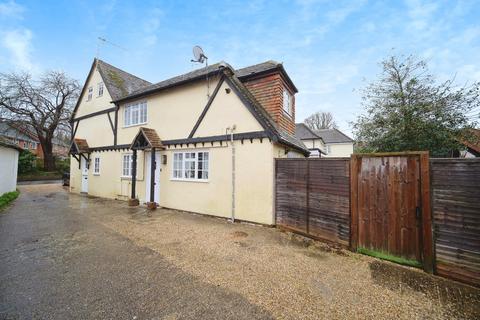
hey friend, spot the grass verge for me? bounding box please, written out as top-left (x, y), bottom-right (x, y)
top-left (0, 190), bottom-right (20, 211)
top-left (357, 247), bottom-right (422, 268)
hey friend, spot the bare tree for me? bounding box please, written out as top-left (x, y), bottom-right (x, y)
top-left (0, 71), bottom-right (79, 170)
top-left (304, 111), bottom-right (338, 130)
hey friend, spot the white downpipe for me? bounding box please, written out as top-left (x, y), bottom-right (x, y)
top-left (227, 125), bottom-right (236, 222)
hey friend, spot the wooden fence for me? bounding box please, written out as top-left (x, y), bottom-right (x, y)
top-left (275, 158), bottom-right (350, 246)
top-left (431, 159), bottom-right (480, 287)
top-left (275, 154), bottom-right (480, 287)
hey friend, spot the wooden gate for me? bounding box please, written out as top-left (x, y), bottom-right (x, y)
top-left (350, 152), bottom-right (433, 272)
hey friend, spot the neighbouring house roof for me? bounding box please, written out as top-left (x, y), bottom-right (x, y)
top-left (70, 138), bottom-right (89, 154)
top-left (0, 122), bottom-right (39, 143)
top-left (131, 127), bottom-right (164, 150)
top-left (314, 128), bottom-right (354, 144)
top-left (460, 129), bottom-right (480, 156)
top-left (0, 136), bottom-right (22, 152)
top-left (295, 123), bottom-right (323, 141)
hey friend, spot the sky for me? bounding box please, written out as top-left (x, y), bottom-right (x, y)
top-left (0, 0), bottom-right (479, 135)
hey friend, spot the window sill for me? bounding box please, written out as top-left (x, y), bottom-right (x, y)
top-left (93, 173), bottom-right (100, 176)
top-left (170, 178), bottom-right (209, 183)
top-left (123, 122), bottom-right (148, 129)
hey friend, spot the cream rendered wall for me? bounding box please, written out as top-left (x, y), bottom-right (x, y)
top-left (0, 146), bottom-right (19, 194)
top-left (160, 140), bottom-right (276, 225)
top-left (193, 80), bottom-right (264, 137)
top-left (70, 150), bottom-right (147, 199)
top-left (324, 143), bottom-right (354, 158)
top-left (117, 77), bottom-right (221, 144)
top-left (74, 114), bottom-right (115, 148)
top-left (75, 67), bottom-right (114, 118)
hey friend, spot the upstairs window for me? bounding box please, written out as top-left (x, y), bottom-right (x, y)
top-left (87, 87), bottom-right (93, 101)
top-left (172, 151), bottom-right (209, 181)
top-left (98, 82), bottom-right (104, 97)
top-left (282, 89), bottom-right (293, 115)
top-left (124, 102), bottom-right (147, 127)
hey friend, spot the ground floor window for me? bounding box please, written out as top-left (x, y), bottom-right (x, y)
top-left (172, 151), bottom-right (209, 181)
top-left (122, 154), bottom-right (134, 177)
top-left (94, 157), bottom-right (100, 174)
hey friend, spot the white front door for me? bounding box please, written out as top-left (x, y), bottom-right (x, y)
top-left (145, 151), bottom-right (160, 204)
top-left (81, 156), bottom-right (89, 193)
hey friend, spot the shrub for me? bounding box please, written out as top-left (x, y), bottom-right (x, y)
top-left (0, 190), bottom-right (20, 211)
top-left (18, 150), bottom-right (37, 174)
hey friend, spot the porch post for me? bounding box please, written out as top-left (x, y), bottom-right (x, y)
top-left (130, 149), bottom-right (137, 203)
top-left (150, 147), bottom-right (156, 203)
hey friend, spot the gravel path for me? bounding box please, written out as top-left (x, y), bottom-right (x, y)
top-left (1, 184), bottom-right (479, 319)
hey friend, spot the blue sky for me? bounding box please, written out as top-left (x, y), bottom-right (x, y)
top-left (1, 0), bottom-right (479, 135)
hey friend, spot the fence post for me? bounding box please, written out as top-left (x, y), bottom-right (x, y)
top-left (420, 152), bottom-right (434, 273)
top-left (306, 159), bottom-right (310, 234)
top-left (350, 154), bottom-right (359, 251)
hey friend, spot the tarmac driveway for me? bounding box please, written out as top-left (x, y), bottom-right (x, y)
top-left (0, 184), bottom-right (479, 320)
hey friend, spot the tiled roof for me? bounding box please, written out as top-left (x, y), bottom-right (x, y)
top-left (96, 59), bottom-right (152, 101)
top-left (314, 128), bottom-right (353, 144)
top-left (131, 127), bottom-right (164, 150)
top-left (0, 136), bottom-right (22, 151)
top-left (115, 62), bottom-right (229, 103)
top-left (72, 138), bottom-right (89, 153)
top-left (235, 60), bottom-right (298, 93)
top-left (295, 123), bottom-right (321, 140)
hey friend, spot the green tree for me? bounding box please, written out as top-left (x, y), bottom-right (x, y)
top-left (352, 55), bottom-right (480, 157)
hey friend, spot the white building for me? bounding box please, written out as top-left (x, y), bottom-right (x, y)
top-left (0, 138), bottom-right (21, 195)
top-left (295, 123), bottom-right (354, 157)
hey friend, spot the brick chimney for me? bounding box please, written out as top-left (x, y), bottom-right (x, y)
top-left (237, 62), bottom-right (297, 135)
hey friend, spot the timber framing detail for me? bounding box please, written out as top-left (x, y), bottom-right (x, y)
top-left (71, 106), bottom-right (117, 122)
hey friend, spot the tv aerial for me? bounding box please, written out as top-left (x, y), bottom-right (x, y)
top-left (191, 45), bottom-right (210, 98)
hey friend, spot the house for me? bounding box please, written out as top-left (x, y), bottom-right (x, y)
top-left (0, 122), bottom-right (40, 156)
top-left (294, 123), bottom-right (326, 157)
top-left (0, 137), bottom-right (21, 195)
top-left (459, 128), bottom-right (480, 158)
top-left (69, 59), bottom-right (308, 225)
top-left (0, 121), bottom-right (69, 160)
top-left (295, 123), bottom-right (354, 157)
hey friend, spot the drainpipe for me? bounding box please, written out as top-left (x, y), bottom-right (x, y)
top-left (227, 125), bottom-right (236, 222)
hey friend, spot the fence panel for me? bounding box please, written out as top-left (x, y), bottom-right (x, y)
top-left (308, 159), bottom-right (350, 246)
top-left (275, 158), bottom-right (350, 246)
top-left (431, 159), bottom-right (480, 286)
top-left (275, 159), bottom-right (308, 233)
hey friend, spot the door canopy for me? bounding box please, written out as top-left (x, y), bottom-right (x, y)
top-left (70, 138), bottom-right (90, 154)
top-left (130, 127), bottom-right (164, 150)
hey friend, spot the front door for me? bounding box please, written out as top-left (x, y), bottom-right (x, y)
top-left (145, 151), bottom-right (160, 204)
top-left (81, 156), bottom-right (89, 193)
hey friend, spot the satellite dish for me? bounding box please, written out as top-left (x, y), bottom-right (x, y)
top-left (192, 45), bottom-right (207, 63)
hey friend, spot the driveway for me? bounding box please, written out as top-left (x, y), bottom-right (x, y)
top-left (0, 184), bottom-right (479, 320)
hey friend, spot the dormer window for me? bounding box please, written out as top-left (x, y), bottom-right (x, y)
top-left (283, 89), bottom-right (293, 115)
top-left (98, 82), bottom-right (104, 97)
top-left (87, 87), bottom-right (93, 101)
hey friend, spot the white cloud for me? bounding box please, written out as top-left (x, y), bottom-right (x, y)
top-left (1, 28), bottom-right (37, 72)
top-left (405, 0), bottom-right (439, 31)
top-left (0, 0), bottom-right (24, 19)
top-left (143, 8), bottom-right (163, 46)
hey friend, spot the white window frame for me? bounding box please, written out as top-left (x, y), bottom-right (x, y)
top-left (171, 150), bottom-right (209, 182)
top-left (122, 154), bottom-right (134, 177)
top-left (282, 89), bottom-right (293, 116)
top-left (93, 157), bottom-right (100, 175)
top-left (87, 86), bottom-right (93, 101)
top-left (124, 101), bottom-right (147, 127)
top-left (326, 145), bottom-right (331, 154)
top-left (98, 82), bottom-right (104, 97)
